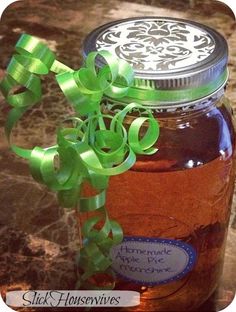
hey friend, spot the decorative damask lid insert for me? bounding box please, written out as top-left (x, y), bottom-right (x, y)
top-left (96, 19), bottom-right (215, 72)
top-left (83, 17), bottom-right (228, 105)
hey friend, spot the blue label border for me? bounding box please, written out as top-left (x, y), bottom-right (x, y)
top-left (111, 236), bottom-right (197, 286)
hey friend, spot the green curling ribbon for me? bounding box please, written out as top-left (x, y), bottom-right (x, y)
top-left (127, 70), bottom-right (228, 104)
top-left (0, 34), bottom-right (160, 289)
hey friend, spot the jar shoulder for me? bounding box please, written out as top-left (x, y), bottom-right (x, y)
top-left (135, 98), bottom-right (236, 172)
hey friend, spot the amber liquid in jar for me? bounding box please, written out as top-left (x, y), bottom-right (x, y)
top-left (103, 98), bottom-right (236, 311)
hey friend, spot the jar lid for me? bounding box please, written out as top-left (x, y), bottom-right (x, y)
top-left (83, 17), bottom-right (228, 107)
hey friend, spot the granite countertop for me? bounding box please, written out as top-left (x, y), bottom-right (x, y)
top-left (0, 1), bottom-right (235, 311)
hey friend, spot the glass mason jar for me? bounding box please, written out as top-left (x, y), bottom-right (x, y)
top-left (83, 17), bottom-right (236, 311)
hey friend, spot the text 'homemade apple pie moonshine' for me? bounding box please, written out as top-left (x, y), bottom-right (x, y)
top-left (83, 17), bottom-right (236, 311)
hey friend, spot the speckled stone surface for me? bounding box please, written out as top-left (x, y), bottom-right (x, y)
top-left (0, 1), bottom-right (235, 311)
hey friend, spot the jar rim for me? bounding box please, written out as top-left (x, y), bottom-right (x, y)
top-left (83, 16), bottom-right (229, 104)
top-left (102, 83), bottom-right (226, 113)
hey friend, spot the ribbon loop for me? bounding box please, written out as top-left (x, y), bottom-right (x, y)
top-left (15, 33), bottom-right (55, 74)
top-left (80, 190), bottom-right (106, 212)
top-left (0, 34), bottom-right (160, 290)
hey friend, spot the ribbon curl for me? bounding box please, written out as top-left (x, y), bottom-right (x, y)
top-left (0, 34), bottom-right (160, 289)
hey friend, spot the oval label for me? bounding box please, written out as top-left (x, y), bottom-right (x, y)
top-left (110, 236), bottom-right (197, 286)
